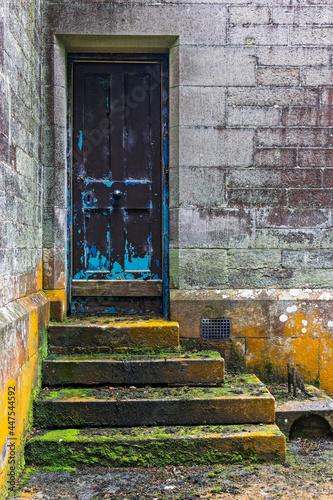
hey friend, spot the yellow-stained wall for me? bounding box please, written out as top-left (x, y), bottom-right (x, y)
top-left (171, 289), bottom-right (333, 396)
top-left (0, 293), bottom-right (49, 499)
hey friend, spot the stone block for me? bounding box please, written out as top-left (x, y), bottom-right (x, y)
top-left (228, 26), bottom-right (288, 46)
top-left (271, 6), bottom-right (295, 25)
top-left (43, 167), bottom-right (67, 209)
top-left (288, 189), bottom-right (333, 208)
top-left (299, 149), bottom-right (333, 167)
top-left (228, 87), bottom-right (318, 106)
top-left (178, 127), bottom-right (254, 167)
top-left (270, 300), bottom-right (330, 340)
top-left (169, 44), bottom-right (179, 89)
top-left (170, 291), bottom-right (271, 339)
top-left (321, 229), bottom-right (333, 248)
top-left (227, 188), bottom-right (287, 208)
top-left (179, 166), bottom-right (226, 208)
top-left (169, 208), bottom-right (179, 249)
top-left (180, 47), bottom-right (256, 86)
top-left (282, 250), bottom-right (333, 269)
top-left (291, 27), bottom-right (333, 45)
top-left (298, 7), bottom-right (333, 25)
top-left (43, 124), bottom-right (67, 169)
top-left (257, 68), bottom-right (300, 86)
top-left (256, 208), bottom-right (330, 229)
top-left (282, 108), bottom-right (333, 127)
top-left (42, 247), bottom-right (66, 290)
top-left (302, 67), bottom-right (333, 86)
top-left (229, 6), bottom-right (271, 25)
top-left (169, 248), bottom-right (179, 289)
top-left (43, 207), bottom-right (67, 248)
top-left (293, 270), bottom-right (333, 288)
top-left (46, 3), bottom-right (227, 46)
top-left (256, 128), bottom-right (328, 147)
top-left (48, 318), bottom-right (179, 351)
top-left (179, 207), bottom-right (255, 249)
top-left (227, 249), bottom-right (281, 270)
top-left (178, 249), bottom-right (228, 289)
top-left (25, 424), bottom-right (286, 467)
top-left (43, 84), bottom-right (67, 129)
top-left (321, 89), bottom-right (333, 106)
top-left (254, 148), bottom-right (297, 167)
top-left (169, 125), bottom-right (179, 169)
top-left (227, 107), bottom-right (280, 127)
top-left (42, 353), bottom-right (225, 386)
top-left (228, 268), bottom-right (293, 289)
top-left (169, 86), bottom-right (179, 128)
top-left (228, 168), bottom-right (321, 188)
top-left (257, 46), bottom-right (330, 66)
top-left (178, 86), bottom-right (226, 127)
top-left (169, 167), bottom-right (179, 209)
top-left (255, 228), bottom-right (322, 250)
top-left (294, 338), bottom-right (320, 383)
top-left (246, 338), bottom-right (294, 381)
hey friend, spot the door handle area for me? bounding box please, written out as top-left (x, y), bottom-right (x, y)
top-left (113, 190), bottom-right (122, 200)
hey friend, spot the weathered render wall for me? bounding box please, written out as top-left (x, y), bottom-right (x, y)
top-left (44, 1), bottom-right (333, 392)
top-left (0, 1), bottom-right (49, 498)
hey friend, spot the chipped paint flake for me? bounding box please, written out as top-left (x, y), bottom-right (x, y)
top-left (279, 314), bottom-right (288, 323)
top-left (286, 305), bottom-right (297, 313)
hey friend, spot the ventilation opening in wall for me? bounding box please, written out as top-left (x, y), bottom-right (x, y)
top-left (201, 319), bottom-right (231, 339)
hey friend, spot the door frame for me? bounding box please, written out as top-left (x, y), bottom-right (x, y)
top-left (66, 53), bottom-right (169, 315)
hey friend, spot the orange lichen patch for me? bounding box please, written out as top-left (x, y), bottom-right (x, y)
top-left (20, 297), bottom-right (40, 361)
top-left (229, 301), bottom-right (270, 338)
top-left (46, 290), bottom-right (67, 322)
top-left (271, 301), bottom-right (329, 339)
top-left (246, 338), bottom-right (294, 380)
top-left (319, 338), bottom-right (333, 396)
top-left (294, 338), bottom-right (319, 383)
top-left (213, 428), bottom-right (286, 458)
top-left (0, 355), bottom-right (38, 496)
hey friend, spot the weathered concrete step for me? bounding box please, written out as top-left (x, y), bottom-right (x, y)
top-left (25, 425), bottom-right (286, 467)
top-left (48, 318), bottom-right (179, 353)
top-left (275, 385), bottom-right (333, 438)
top-left (34, 375), bottom-right (275, 428)
top-left (42, 351), bottom-right (225, 386)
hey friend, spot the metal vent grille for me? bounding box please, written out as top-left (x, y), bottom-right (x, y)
top-left (201, 319), bottom-right (231, 339)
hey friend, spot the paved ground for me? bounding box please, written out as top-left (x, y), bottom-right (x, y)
top-left (8, 438), bottom-right (333, 499)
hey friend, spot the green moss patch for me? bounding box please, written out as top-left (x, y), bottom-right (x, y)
top-left (25, 424), bottom-right (285, 467)
top-left (44, 350), bottom-right (221, 362)
top-left (37, 374), bottom-right (269, 402)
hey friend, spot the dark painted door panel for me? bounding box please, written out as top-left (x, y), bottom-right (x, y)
top-left (72, 62), bottom-right (162, 284)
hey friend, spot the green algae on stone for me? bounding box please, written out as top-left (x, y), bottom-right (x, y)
top-left (25, 424), bottom-right (285, 468)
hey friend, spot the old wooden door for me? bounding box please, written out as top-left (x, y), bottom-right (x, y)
top-left (69, 56), bottom-right (167, 314)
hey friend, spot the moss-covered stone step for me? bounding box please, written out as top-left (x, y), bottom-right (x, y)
top-left (42, 351), bottom-right (224, 386)
top-left (25, 424), bottom-right (286, 467)
top-left (48, 318), bottom-right (179, 353)
top-left (34, 375), bottom-right (275, 428)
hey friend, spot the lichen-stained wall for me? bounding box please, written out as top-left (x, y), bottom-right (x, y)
top-left (44, 0), bottom-right (333, 392)
top-left (0, 1), bottom-right (49, 498)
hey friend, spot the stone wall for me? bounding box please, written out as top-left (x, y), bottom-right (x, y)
top-left (0, 1), bottom-right (49, 498)
top-left (43, 0), bottom-right (333, 394)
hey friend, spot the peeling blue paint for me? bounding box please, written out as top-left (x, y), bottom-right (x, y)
top-left (78, 130), bottom-right (83, 150)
